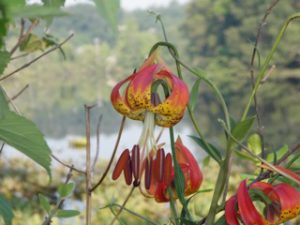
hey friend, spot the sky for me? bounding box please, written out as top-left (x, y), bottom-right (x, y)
top-left (28, 0), bottom-right (190, 11)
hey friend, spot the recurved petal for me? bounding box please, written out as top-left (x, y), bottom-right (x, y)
top-left (151, 70), bottom-right (189, 127)
top-left (175, 137), bottom-right (203, 194)
top-left (237, 180), bottom-right (266, 225)
top-left (273, 183), bottom-right (300, 222)
top-left (225, 196), bottom-right (240, 225)
top-left (125, 64), bottom-right (160, 117)
top-left (111, 74), bottom-right (135, 116)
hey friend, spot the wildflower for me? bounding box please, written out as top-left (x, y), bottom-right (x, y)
top-left (225, 180), bottom-right (300, 225)
top-left (144, 137), bottom-right (203, 202)
top-left (111, 52), bottom-right (202, 201)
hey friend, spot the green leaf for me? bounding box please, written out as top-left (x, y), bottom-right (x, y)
top-left (215, 215), bottom-right (227, 225)
top-left (0, 87), bottom-right (9, 118)
top-left (38, 194), bottom-right (51, 212)
top-left (58, 182), bottom-right (75, 198)
top-left (247, 133), bottom-right (262, 155)
top-left (93, 0), bottom-right (120, 32)
top-left (0, 195), bottom-right (13, 225)
top-left (189, 135), bottom-right (222, 163)
top-left (19, 33), bottom-right (47, 53)
top-left (234, 149), bottom-right (258, 163)
top-left (55, 209), bottom-right (80, 218)
top-left (0, 51), bottom-right (10, 76)
top-left (42, 34), bottom-right (66, 59)
top-left (230, 116), bottom-right (255, 145)
top-left (202, 155), bottom-right (210, 167)
top-left (0, 111), bottom-right (51, 176)
top-left (267, 145), bottom-right (288, 163)
top-left (189, 78), bottom-right (201, 112)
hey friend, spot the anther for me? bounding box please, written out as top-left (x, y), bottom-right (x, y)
top-left (132, 145), bottom-right (140, 181)
top-left (151, 92), bottom-right (161, 106)
top-left (153, 148), bottom-right (165, 182)
top-left (145, 158), bottom-right (153, 190)
top-left (123, 158), bottom-right (133, 185)
top-left (164, 153), bottom-right (173, 185)
top-left (112, 149), bottom-right (130, 180)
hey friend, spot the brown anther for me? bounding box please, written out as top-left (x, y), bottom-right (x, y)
top-left (131, 145), bottom-right (140, 181)
top-left (151, 92), bottom-right (161, 106)
top-left (153, 148), bottom-right (165, 182)
top-left (145, 158), bottom-right (153, 190)
top-left (123, 158), bottom-right (133, 185)
top-left (112, 149), bottom-right (130, 180)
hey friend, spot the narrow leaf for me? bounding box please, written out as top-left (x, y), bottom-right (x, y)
top-left (0, 112), bottom-right (51, 176)
top-left (58, 182), bottom-right (75, 198)
top-left (0, 51), bottom-right (10, 76)
top-left (0, 87), bottom-right (9, 117)
top-left (38, 194), bottom-right (51, 212)
top-left (0, 195), bottom-right (13, 225)
top-left (230, 116), bottom-right (255, 144)
top-left (55, 209), bottom-right (80, 218)
top-left (93, 0), bottom-right (120, 32)
top-left (189, 135), bottom-right (222, 163)
top-left (189, 78), bottom-right (201, 112)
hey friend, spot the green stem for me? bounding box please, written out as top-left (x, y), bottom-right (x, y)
top-left (241, 13), bottom-right (300, 120)
top-left (169, 127), bottom-right (191, 221)
top-left (205, 144), bottom-right (232, 224)
top-left (150, 42), bottom-right (231, 132)
top-left (168, 188), bottom-right (179, 225)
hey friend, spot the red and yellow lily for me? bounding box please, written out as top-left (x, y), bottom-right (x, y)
top-left (112, 137), bottom-right (203, 202)
top-left (144, 137), bottom-right (203, 202)
top-left (225, 180), bottom-right (300, 225)
top-left (110, 52), bottom-right (202, 201)
top-left (111, 50), bottom-right (189, 127)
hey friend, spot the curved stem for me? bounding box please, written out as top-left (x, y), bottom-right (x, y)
top-left (109, 186), bottom-right (135, 225)
top-left (150, 42), bottom-right (231, 132)
top-left (90, 116), bottom-right (126, 192)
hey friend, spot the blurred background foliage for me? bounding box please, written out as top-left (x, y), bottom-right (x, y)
top-left (1, 0), bottom-right (300, 224)
top-left (3, 0), bottom-right (300, 148)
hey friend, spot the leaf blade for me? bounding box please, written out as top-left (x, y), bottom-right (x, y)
top-left (0, 195), bottom-right (13, 225)
top-left (0, 112), bottom-right (51, 176)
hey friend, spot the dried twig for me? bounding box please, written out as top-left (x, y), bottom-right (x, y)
top-left (84, 104), bottom-right (95, 225)
top-left (10, 19), bottom-right (39, 55)
top-left (0, 33), bottom-right (74, 82)
top-left (51, 153), bottom-right (85, 174)
top-left (90, 116), bottom-right (126, 192)
top-left (91, 114), bottom-right (103, 172)
top-left (8, 84), bottom-right (29, 102)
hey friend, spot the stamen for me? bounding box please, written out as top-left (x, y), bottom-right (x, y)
top-left (138, 111), bottom-right (157, 160)
top-left (145, 158), bottom-right (153, 190)
top-left (112, 149), bottom-right (130, 180)
top-left (164, 153), bottom-right (173, 185)
top-left (123, 158), bottom-right (133, 185)
top-left (132, 145), bottom-right (140, 181)
top-left (151, 92), bottom-right (161, 106)
top-left (153, 148), bottom-right (165, 182)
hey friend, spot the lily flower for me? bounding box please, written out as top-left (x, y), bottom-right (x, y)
top-left (144, 137), bottom-right (203, 202)
top-left (111, 51), bottom-right (192, 197)
top-left (225, 180), bottom-right (300, 225)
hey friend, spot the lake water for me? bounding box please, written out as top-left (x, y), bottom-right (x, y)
top-left (1, 122), bottom-right (205, 171)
